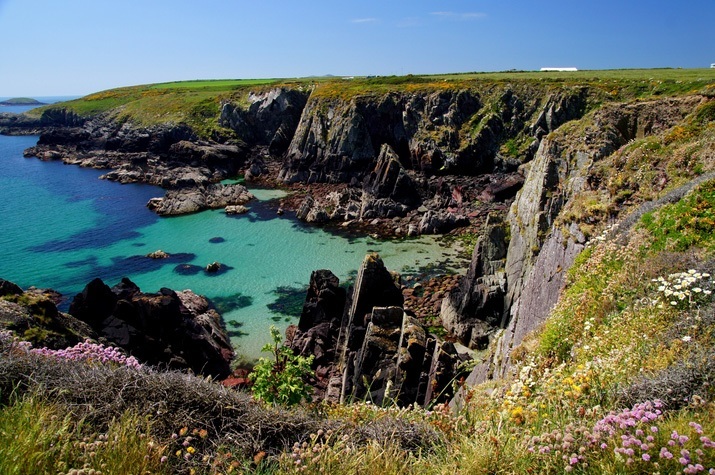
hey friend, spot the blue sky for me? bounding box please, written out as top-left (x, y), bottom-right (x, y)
top-left (0, 0), bottom-right (713, 96)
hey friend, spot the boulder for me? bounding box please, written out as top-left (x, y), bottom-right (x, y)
top-left (0, 279), bottom-right (23, 297)
top-left (147, 183), bottom-right (254, 216)
top-left (225, 205), bottom-right (249, 215)
top-left (68, 277), bottom-right (233, 378)
top-left (418, 209), bottom-right (469, 234)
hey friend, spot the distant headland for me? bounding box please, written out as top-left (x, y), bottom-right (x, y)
top-left (0, 97), bottom-right (47, 106)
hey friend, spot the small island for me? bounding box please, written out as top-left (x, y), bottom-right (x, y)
top-left (0, 97), bottom-right (47, 106)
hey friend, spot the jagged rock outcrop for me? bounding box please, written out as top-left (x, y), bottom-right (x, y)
top-left (286, 270), bottom-right (347, 380)
top-left (146, 183), bottom-right (254, 216)
top-left (445, 95), bottom-right (705, 393)
top-left (441, 215), bottom-right (508, 349)
top-left (69, 277), bottom-right (234, 378)
top-left (286, 254), bottom-right (470, 406)
top-left (220, 87), bottom-right (310, 155)
top-left (360, 144), bottom-right (422, 219)
top-left (23, 116), bottom-right (251, 216)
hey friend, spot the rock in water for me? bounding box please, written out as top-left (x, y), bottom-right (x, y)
top-left (205, 262), bottom-right (221, 273)
top-left (147, 183), bottom-right (254, 216)
top-left (224, 204), bottom-right (249, 215)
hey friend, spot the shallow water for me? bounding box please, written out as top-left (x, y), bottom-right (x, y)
top-left (0, 129), bottom-right (466, 359)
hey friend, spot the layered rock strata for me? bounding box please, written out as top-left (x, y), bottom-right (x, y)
top-left (441, 95), bottom-right (706, 394)
top-left (287, 254), bottom-right (473, 407)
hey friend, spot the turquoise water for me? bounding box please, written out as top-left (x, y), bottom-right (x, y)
top-left (0, 128), bottom-right (465, 359)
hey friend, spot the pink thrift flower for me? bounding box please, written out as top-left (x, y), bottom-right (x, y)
top-left (642, 453), bottom-right (651, 462)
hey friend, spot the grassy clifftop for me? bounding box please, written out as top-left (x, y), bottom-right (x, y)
top-left (25, 69), bottom-right (715, 137)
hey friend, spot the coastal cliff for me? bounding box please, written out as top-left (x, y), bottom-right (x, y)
top-left (2, 72), bottom-right (714, 402)
top-left (2, 72), bottom-right (715, 473)
top-left (4, 79), bottom-right (595, 230)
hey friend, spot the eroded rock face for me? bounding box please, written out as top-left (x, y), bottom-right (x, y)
top-left (446, 95), bottom-right (705, 396)
top-left (286, 254), bottom-right (470, 407)
top-left (69, 277), bottom-right (234, 378)
top-left (220, 88), bottom-right (310, 156)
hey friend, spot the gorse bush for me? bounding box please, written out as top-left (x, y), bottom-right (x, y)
top-left (249, 325), bottom-right (314, 406)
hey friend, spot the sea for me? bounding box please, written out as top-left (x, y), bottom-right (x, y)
top-left (0, 98), bottom-right (467, 359)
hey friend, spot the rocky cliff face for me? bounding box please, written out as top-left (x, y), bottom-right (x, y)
top-left (220, 87), bottom-right (310, 156)
top-left (12, 82), bottom-right (591, 228)
top-left (443, 95), bottom-right (707, 387)
top-left (287, 254), bottom-right (473, 407)
top-left (277, 86), bottom-right (588, 184)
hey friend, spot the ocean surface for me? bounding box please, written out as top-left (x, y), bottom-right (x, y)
top-left (0, 101), bottom-right (466, 359)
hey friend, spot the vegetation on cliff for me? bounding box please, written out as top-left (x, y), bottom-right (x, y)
top-left (24, 69), bottom-right (715, 141)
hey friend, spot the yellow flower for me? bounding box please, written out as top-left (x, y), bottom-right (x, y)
top-left (176, 450), bottom-right (182, 457)
top-left (187, 446), bottom-right (196, 454)
top-left (510, 406), bottom-right (525, 425)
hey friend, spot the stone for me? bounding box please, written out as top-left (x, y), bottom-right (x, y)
top-left (0, 279), bottom-right (23, 297)
top-left (68, 277), bottom-right (233, 377)
top-left (225, 205), bottom-right (249, 214)
top-left (205, 262), bottom-right (221, 273)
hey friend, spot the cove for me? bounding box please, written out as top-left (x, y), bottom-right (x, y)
top-left (0, 133), bottom-right (467, 359)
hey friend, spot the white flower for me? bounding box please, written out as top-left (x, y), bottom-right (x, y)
top-left (670, 301), bottom-right (678, 306)
top-left (693, 287), bottom-right (702, 293)
top-left (681, 336), bottom-right (692, 342)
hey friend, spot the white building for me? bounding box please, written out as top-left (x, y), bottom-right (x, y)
top-left (540, 67), bottom-right (578, 72)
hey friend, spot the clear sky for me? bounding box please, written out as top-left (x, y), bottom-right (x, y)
top-left (1, 0), bottom-right (713, 96)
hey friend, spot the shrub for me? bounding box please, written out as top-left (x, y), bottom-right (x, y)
top-left (249, 325), bottom-right (314, 406)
